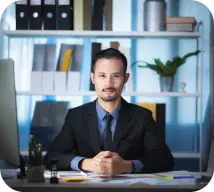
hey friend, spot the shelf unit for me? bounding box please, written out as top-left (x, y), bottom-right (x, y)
top-left (1, 28), bottom-right (204, 171)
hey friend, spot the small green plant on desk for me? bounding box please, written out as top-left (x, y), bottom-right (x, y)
top-left (28, 135), bottom-right (42, 166)
top-left (27, 135), bottom-right (45, 183)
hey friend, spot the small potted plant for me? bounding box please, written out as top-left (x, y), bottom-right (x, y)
top-left (27, 135), bottom-right (45, 183)
top-left (131, 50), bottom-right (201, 92)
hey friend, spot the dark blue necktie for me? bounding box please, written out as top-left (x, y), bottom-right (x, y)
top-left (103, 113), bottom-right (113, 151)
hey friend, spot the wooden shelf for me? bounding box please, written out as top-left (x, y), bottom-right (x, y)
top-left (1, 30), bottom-right (201, 39)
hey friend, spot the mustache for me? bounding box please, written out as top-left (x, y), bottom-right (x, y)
top-left (102, 88), bottom-right (115, 92)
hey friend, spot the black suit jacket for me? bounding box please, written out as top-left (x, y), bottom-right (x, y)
top-left (43, 98), bottom-right (174, 173)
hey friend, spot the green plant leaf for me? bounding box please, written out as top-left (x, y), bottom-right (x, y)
top-left (165, 60), bottom-right (172, 66)
top-left (146, 63), bottom-right (164, 75)
top-left (182, 50), bottom-right (201, 61)
top-left (154, 58), bottom-right (165, 73)
top-left (131, 60), bottom-right (148, 68)
top-left (171, 56), bottom-right (184, 68)
top-left (131, 50), bottom-right (201, 77)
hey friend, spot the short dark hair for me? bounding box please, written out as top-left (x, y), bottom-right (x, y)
top-left (92, 48), bottom-right (127, 73)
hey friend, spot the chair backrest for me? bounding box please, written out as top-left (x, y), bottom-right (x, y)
top-left (137, 103), bottom-right (166, 142)
top-left (30, 101), bottom-right (69, 151)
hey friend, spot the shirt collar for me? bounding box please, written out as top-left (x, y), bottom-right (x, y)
top-left (96, 100), bottom-right (121, 121)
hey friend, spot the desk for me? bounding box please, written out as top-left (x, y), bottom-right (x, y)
top-left (4, 178), bottom-right (207, 192)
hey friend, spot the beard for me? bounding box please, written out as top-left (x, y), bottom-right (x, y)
top-left (100, 95), bottom-right (118, 102)
top-left (100, 87), bottom-right (119, 102)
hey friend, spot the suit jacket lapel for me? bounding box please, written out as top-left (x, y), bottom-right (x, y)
top-left (86, 100), bottom-right (101, 154)
top-left (112, 98), bottom-right (134, 152)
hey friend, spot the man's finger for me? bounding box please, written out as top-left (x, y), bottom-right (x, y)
top-left (99, 151), bottom-right (112, 158)
top-left (95, 157), bottom-right (112, 164)
top-left (109, 152), bottom-right (118, 157)
top-left (94, 161), bottom-right (110, 172)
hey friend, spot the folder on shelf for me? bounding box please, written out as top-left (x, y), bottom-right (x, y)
top-left (15, 0), bottom-right (29, 30)
top-left (30, 44), bottom-right (45, 93)
top-left (90, 43), bottom-right (101, 90)
top-left (42, 44), bottom-right (57, 93)
top-left (92, 0), bottom-right (105, 30)
top-left (56, 44), bottom-right (73, 71)
top-left (104, 0), bottom-right (112, 31)
top-left (43, 0), bottom-right (57, 30)
top-left (57, 0), bottom-right (73, 30)
top-left (55, 49), bottom-right (72, 93)
top-left (73, 0), bottom-right (92, 30)
top-left (60, 49), bottom-right (73, 72)
top-left (55, 44), bottom-right (72, 93)
top-left (67, 44), bottom-right (82, 92)
top-left (118, 46), bottom-right (133, 92)
top-left (29, 0), bottom-right (43, 30)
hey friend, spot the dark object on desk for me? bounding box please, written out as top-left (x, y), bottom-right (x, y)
top-left (50, 159), bottom-right (58, 184)
top-left (17, 154), bottom-right (26, 179)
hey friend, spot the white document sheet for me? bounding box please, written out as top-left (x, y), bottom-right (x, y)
top-left (140, 178), bottom-right (196, 185)
top-left (83, 179), bottom-right (141, 186)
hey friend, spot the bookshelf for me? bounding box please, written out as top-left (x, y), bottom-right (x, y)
top-left (1, 27), bottom-right (204, 171)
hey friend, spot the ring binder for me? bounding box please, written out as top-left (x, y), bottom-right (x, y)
top-left (43, 0), bottom-right (57, 30)
top-left (16, 0), bottom-right (29, 30)
top-left (29, 0), bottom-right (43, 30)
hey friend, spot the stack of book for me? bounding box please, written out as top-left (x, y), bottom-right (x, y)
top-left (166, 17), bottom-right (197, 32)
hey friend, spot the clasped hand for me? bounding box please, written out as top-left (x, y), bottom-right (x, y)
top-left (86, 151), bottom-right (132, 174)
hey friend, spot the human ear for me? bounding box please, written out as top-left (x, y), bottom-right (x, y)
top-left (90, 72), bottom-right (95, 84)
top-left (124, 73), bottom-right (130, 84)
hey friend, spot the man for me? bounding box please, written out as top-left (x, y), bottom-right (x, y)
top-left (43, 48), bottom-right (174, 174)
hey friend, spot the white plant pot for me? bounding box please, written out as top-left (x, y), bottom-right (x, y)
top-left (160, 76), bottom-right (174, 92)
